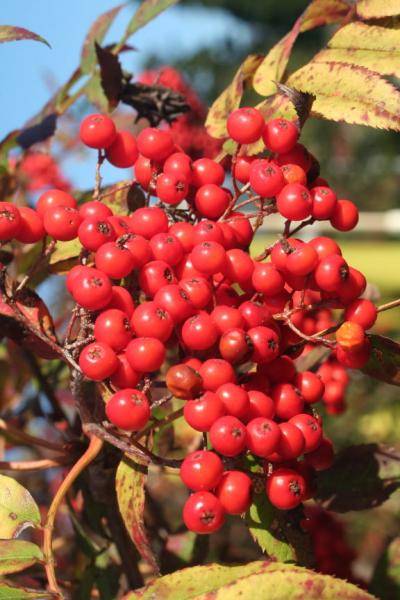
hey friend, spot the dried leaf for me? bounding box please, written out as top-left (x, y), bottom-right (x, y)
top-left (206, 54), bottom-right (264, 139)
top-left (357, 0), bottom-right (400, 19)
top-left (0, 26), bottom-right (50, 47)
top-left (287, 61), bottom-right (400, 130)
top-left (276, 83), bottom-right (315, 128)
top-left (0, 540), bottom-right (43, 575)
top-left (81, 4), bottom-right (124, 74)
top-left (362, 334), bottom-right (400, 385)
top-left (125, 0), bottom-right (180, 37)
top-left (316, 22), bottom-right (400, 77)
top-left (316, 443), bottom-right (400, 512)
top-left (115, 457), bottom-right (158, 572)
top-left (0, 475), bottom-right (41, 539)
top-left (95, 42), bottom-right (123, 110)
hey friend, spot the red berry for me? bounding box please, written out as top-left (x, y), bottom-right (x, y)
top-left (311, 186), bottom-right (337, 220)
top-left (210, 416), bottom-right (247, 457)
top-left (129, 207), bottom-right (168, 239)
top-left (78, 218), bottom-right (115, 251)
top-left (195, 184), bottom-right (230, 219)
top-left (131, 301), bottom-right (173, 342)
top-left (286, 244), bottom-right (318, 276)
top-left (156, 173), bottom-right (188, 205)
top-left (245, 390), bottom-right (275, 422)
top-left (276, 183), bottom-right (312, 221)
top-left (191, 241), bottom-right (226, 275)
top-left (303, 437), bottom-right (334, 471)
top-left (216, 471), bottom-right (252, 514)
top-left (125, 337), bottom-right (165, 372)
top-left (183, 491), bottom-right (225, 534)
top-left (227, 212), bottom-right (254, 247)
top-left (181, 313), bottom-right (219, 351)
top-left (180, 450), bottom-right (223, 491)
top-left (180, 277), bottom-right (212, 309)
top-left (219, 328), bottom-right (251, 364)
top-left (137, 128), bottom-right (174, 161)
top-left (216, 383), bottom-right (249, 419)
top-left (122, 234), bottom-right (152, 268)
top-left (275, 143), bottom-right (312, 172)
top-left (79, 341), bottom-right (118, 381)
top-left (330, 199), bottom-right (359, 231)
top-left (314, 255), bottom-right (349, 292)
top-left (289, 414), bottom-right (322, 453)
top-left (105, 286), bottom-right (135, 317)
top-left (271, 422), bottom-right (306, 461)
top-left (72, 267), bottom-right (112, 310)
top-left (138, 261), bottom-right (177, 297)
top-left (191, 158), bottom-right (224, 188)
top-left (344, 299), bottom-right (377, 330)
top-left (262, 118), bottom-right (299, 154)
top-left (258, 355), bottom-right (296, 384)
top-left (169, 222), bottom-right (195, 253)
top-left (134, 154), bottom-right (154, 190)
top-left (36, 189), bottom-right (77, 216)
top-left (106, 388), bottom-right (150, 431)
top-left (164, 152), bottom-right (193, 183)
top-left (227, 107), bottom-right (264, 144)
top-left (249, 160), bottom-right (285, 197)
top-left (184, 392), bottom-right (225, 432)
top-left (43, 206), bottom-right (81, 241)
top-left (234, 156), bottom-right (254, 183)
top-left (95, 242), bottom-right (135, 279)
top-left (150, 233), bottom-right (184, 266)
top-left (252, 263), bottom-right (285, 296)
top-left (294, 371), bottom-right (324, 404)
top-left (79, 200), bottom-right (112, 221)
top-left (15, 207), bottom-right (44, 243)
top-left (266, 468), bottom-right (305, 509)
top-left (199, 358), bottom-right (236, 391)
top-left (211, 305), bottom-right (244, 334)
top-left (110, 353), bottom-right (142, 389)
top-left (79, 114), bottom-right (116, 149)
top-left (154, 284), bottom-right (194, 323)
top-left (224, 249), bottom-right (254, 285)
top-left (106, 131), bottom-right (138, 168)
top-left (248, 326), bottom-right (280, 364)
top-left (246, 417), bottom-right (281, 457)
top-left (272, 383), bottom-right (304, 420)
top-left (94, 308), bottom-right (132, 351)
top-left (336, 338), bottom-right (370, 369)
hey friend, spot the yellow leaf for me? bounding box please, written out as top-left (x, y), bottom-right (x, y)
top-left (357, 0), bottom-right (400, 19)
top-left (205, 54), bottom-right (263, 139)
top-left (315, 22), bottom-right (400, 76)
top-left (287, 61), bottom-right (400, 130)
top-left (301, 0), bottom-right (350, 32)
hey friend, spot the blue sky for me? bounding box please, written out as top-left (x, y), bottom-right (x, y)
top-left (0, 1), bottom-right (252, 188)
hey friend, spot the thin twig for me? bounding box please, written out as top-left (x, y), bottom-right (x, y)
top-left (377, 298), bottom-right (400, 313)
top-left (0, 419), bottom-right (70, 453)
top-left (0, 456), bottom-right (72, 471)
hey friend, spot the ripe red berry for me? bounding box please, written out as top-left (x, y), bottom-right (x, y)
top-left (275, 143), bottom-right (312, 172)
top-left (36, 189), bottom-right (77, 216)
top-left (224, 249), bottom-right (254, 285)
top-left (79, 200), bottom-right (113, 221)
top-left (105, 131), bottom-right (138, 168)
top-left (134, 154), bottom-right (154, 190)
top-left (330, 199), bottom-right (359, 231)
top-left (289, 414), bottom-right (322, 453)
top-left (105, 388), bottom-right (150, 431)
top-left (0, 202), bottom-right (21, 240)
top-left (219, 328), bottom-right (251, 364)
top-left (262, 118), bottom-right (299, 154)
top-left (79, 341), bottom-right (118, 381)
top-left (164, 152), bottom-right (193, 183)
top-left (293, 371), bottom-right (324, 404)
top-left (311, 186), bottom-right (337, 220)
top-left (131, 301), bottom-right (173, 342)
top-left (216, 383), bottom-right (249, 419)
top-left (249, 160), bottom-right (285, 197)
top-left (150, 233), bottom-right (184, 266)
top-left (227, 212), bottom-right (254, 247)
top-left (105, 286), bottom-right (135, 317)
top-left (181, 313), bottom-right (219, 351)
top-left (286, 244), bottom-right (318, 276)
top-left (154, 284), bottom-right (194, 323)
top-left (137, 127), bottom-right (174, 161)
top-left (183, 491), bottom-right (225, 534)
top-left (94, 308), bottom-right (132, 351)
top-left (191, 241), bottom-right (226, 275)
top-left (210, 416), bottom-right (247, 457)
top-left (344, 299), bottom-right (377, 330)
top-left (15, 207), bottom-right (45, 243)
top-left (195, 184), bottom-right (230, 219)
top-left (270, 422), bottom-right (306, 461)
top-left (272, 383), bottom-right (304, 420)
top-left (248, 326), bottom-right (280, 364)
top-left (245, 390), bottom-right (275, 422)
top-left (191, 158), bottom-right (224, 188)
top-left (79, 114), bottom-right (116, 149)
top-left (95, 242), bottom-right (135, 279)
top-left (110, 353), bottom-right (142, 389)
top-left (252, 263), bottom-right (285, 296)
top-left (43, 206), bottom-right (81, 241)
top-left (180, 450), bottom-right (224, 491)
top-left (122, 234), bottom-right (152, 268)
top-left (234, 156), bottom-right (254, 183)
top-left (199, 358), bottom-right (236, 391)
top-left (246, 417), bottom-right (281, 457)
top-left (266, 468), bottom-right (305, 510)
top-left (215, 471), bottom-right (252, 514)
top-left (258, 355), bottom-right (296, 384)
top-left (276, 183), bottom-right (312, 221)
top-left (227, 107), bottom-right (264, 144)
top-left (156, 173), bottom-right (188, 205)
top-left (184, 392), bottom-right (225, 432)
top-left (314, 255), bottom-right (349, 292)
top-left (303, 437), bottom-right (334, 471)
top-left (138, 261), bottom-right (177, 297)
top-left (211, 305), bottom-right (244, 334)
top-left (179, 277), bottom-right (212, 309)
top-left (126, 337), bottom-right (166, 372)
top-left (168, 222), bottom-right (195, 253)
top-left (108, 215), bottom-right (130, 237)
top-left (78, 218), bottom-right (115, 251)
top-left (72, 267), bottom-right (113, 310)
top-left (129, 207), bottom-right (168, 239)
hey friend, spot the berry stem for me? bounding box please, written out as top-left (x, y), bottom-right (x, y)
top-left (377, 298), bottom-right (400, 313)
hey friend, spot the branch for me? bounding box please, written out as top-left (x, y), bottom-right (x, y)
top-left (0, 456), bottom-right (71, 471)
top-left (0, 419), bottom-right (71, 453)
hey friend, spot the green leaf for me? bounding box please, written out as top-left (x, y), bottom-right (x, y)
top-left (81, 4), bottom-right (123, 74)
top-left (369, 537), bottom-right (400, 599)
top-left (0, 475), bottom-right (40, 538)
top-left (362, 334), bottom-right (400, 386)
top-left (286, 61), bottom-right (400, 130)
top-left (115, 457), bottom-right (158, 572)
top-left (316, 443), bottom-right (400, 512)
top-left (48, 238), bottom-right (81, 274)
top-left (0, 581), bottom-right (53, 599)
top-left (0, 541), bottom-right (43, 575)
top-left (315, 23), bottom-right (400, 77)
top-left (124, 561), bottom-right (267, 599)
top-left (84, 72), bottom-right (110, 113)
top-left (125, 0), bottom-right (180, 37)
top-left (206, 54), bottom-right (264, 139)
top-left (357, 0), bottom-right (400, 19)
top-left (124, 561), bottom-right (376, 600)
top-left (0, 26), bottom-right (50, 47)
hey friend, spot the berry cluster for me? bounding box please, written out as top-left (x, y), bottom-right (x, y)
top-left (0, 105), bottom-right (377, 536)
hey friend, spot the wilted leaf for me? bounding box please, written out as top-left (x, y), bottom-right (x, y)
top-left (315, 23), bottom-right (400, 77)
top-left (369, 537), bottom-right (400, 599)
top-left (115, 457), bottom-right (158, 572)
top-left (16, 114), bottom-right (57, 150)
top-left (85, 72), bottom-right (110, 113)
top-left (81, 4), bottom-right (123, 74)
top-left (276, 83), bottom-right (315, 128)
top-left (316, 444), bottom-right (400, 512)
top-left (362, 334), bottom-right (400, 386)
top-left (95, 42), bottom-right (123, 110)
top-left (0, 26), bottom-right (50, 47)
top-left (124, 561), bottom-right (267, 599)
top-left (0, 475), bottom-right (40, 538)
top-left (125, 0), bottom-right (180, 37)
top-left (15, 288), bottom-right (56, 341)
top-left (0, 581), bottom-right (53, 599)
top-left (357, 0), bottom-right (400, 19)
top-left (124, 561), bottom-right (376, 600)
top-left (300, 0), bottom-right (350, 31)
top-left (49, 238), bottom-right (81, 273)
top-left (287, 61), bottom-right (400, 130)
top-left (206, 54), bottom-right (264, 139)
top-left (0, 540), bottom-right (43, 575)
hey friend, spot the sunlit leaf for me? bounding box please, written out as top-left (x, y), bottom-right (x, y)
top-left (0, 541), bottom-right (43, 575)
top-left (316, 443), bottom-right (400, 512)
top-left (362, 334), bottom-right (400, 386)
top-left (300, 0), bottom-right (350, 32)
top-left (287, 61), bottom-right (400, 130)
top-left (315, 23), bottom-right (400, 77)
top-left (0, 26), bottom-right (50, 47)
top-left (206, 54), bottom-right (264, 139)
top-left (81, 4), bottom-right (124, 73)
top-left (49, 238), bottom-right (81, 274)
top-left (115, 457), bottom-right (158, 572)
top-left (125, 0), bottom-right (180, 37)
top-left (357, 0), bottom-right (400, 19)
top-left (0, 475), bottom-right (40, 539)
top-left (0, 581), bottom-right (53, 599)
